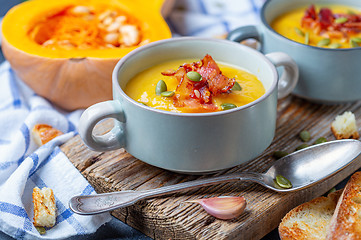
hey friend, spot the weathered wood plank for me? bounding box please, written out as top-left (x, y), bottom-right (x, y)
top-left (60, 96), bottom-right (361, 240)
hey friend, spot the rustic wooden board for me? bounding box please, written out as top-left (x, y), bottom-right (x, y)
top-left (60, 96), bottom-right (361, 240)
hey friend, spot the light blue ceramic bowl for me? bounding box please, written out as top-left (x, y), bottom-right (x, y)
top-left (78, 37), bottom-right (298, 174)
top-left (227, 0), bottom-right (361, 103)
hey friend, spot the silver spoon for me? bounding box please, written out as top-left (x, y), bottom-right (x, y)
top-left (69, 139), bottom-right (361, 215)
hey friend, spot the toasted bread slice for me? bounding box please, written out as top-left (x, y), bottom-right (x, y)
top-left (331, 111), bottom-right (359, 140)
top-left (326, 172), bottom-right (361, 239)
top-left (33, 187), bottom-right (56, 227)
top-left (32, 124), bottom-right (63, 146)
top-left (279, 190), bottom-right (342, 240)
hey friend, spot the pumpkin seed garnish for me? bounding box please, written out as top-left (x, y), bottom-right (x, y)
top-left (350, 39), bottom-right (359, 48)
top-left (138, 102), bottom-right (148, 106)
top-left (160, 91), bottom-right (175, 97)
top-left (329, 43), bottom-right (342, 49)
top-left (231, 81), bottom-right (242, 91)
top-left (155, 80), bottom-right (167, 95)
top-left (327, 187), bottom-right (337, 195)
top-left (351, 37), bottom-right (361, 43)
top-left (221, 103), bottom-right (237, 110)
top-left (314, 137), bottom-right (327, 145)
top-left (295, 143), bottom-right (309, 151)
top-left (335, 17), bottom-right (348, 24)
top-left (186, 71), bottom-right (202, 82)
top-left (347, 10), bottom-right (356, 15)
top-left (294, 27), bottom-right (305, 37)
top-left (317, 38), bottom-right (330, 47)
top-left (275, 174), bottom-right (292, 189)
top-left (273, 151), bottom-right (289, 159)
top-left (36, 226), bottom-right (46, 235)
top-left (304, 32), bottom-right (310, 45)
top-left (299, 130), bottom-right (311, 142)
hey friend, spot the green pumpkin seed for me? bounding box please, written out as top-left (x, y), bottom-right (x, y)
top-left (36, 226), bottom-right (46, 235)
top-left (327, 187), bottom-right (337, 195)
top-left (138, 102), bottom-right (148, 106)
top-left (186, 71), bottom-right (202, 82)
top-left (275, 175), bottom-right (292, 189)
top-left (335, 17), bottom-right (348, 24)
top-left (317, 38), bottom-right (331, 47)
top-left (155, 80), bottom-right (167, 95)
top-left (347, 10), bottom-right (356, 15)
top-left (295, 143), bottom-right (309, 151)
top-left (299, 130), bottom-right (311, 142)
top-left (314, 137), bottom-right (327, 145)
top-left (294, 27), bottom-right (305, 37)
top-left (329, 43), bottom-right (342, 49)
top-left (221, 103), bottom-right (237, 110)
top-left (160, 91), bottom-right (175, 97)
top-left (304, 32), bottom-right (310, 45)
top-left (231, 81), bottom-right (242, 91)
top-left (273, 151), bottom-right (289, 159)
top-left (351, 37), bottom-right (361, 43)
top-left (350, 39), bottom-right (359, 48)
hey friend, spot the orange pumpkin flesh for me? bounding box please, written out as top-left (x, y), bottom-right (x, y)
top-left (1, 0), bottom-right (172, 110)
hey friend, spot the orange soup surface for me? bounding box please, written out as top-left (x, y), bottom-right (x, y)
top-left (124, 55), bottom-right (265, 113)
top-left (271, 4), bottom-right (361, 48)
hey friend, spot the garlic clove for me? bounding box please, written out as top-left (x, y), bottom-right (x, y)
top-left (186, 196), bottom-right (246, 220)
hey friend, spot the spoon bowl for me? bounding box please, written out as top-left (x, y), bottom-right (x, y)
top-left (263, 139), bottom-right (361, 192)
top-left (69, 139), bottom-right (361, 215)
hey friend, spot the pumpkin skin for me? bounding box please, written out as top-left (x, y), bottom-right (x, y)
top-left (1, 0), bottom-right (172, 110)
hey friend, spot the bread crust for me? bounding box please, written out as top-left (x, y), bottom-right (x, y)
top-left (326, 172), bottom-right (361, 240)
top-left (331, 126), bottom-right (359, 140)
top-left (33, 187), bottom-right (56, 227)
top-left (279, 190), bottom-right (342, 240)
top-left (32, 124), bottom-right (63, 146)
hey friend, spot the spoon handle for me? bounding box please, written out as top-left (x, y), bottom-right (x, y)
top-left (69, 172), bottom-right (263, 215)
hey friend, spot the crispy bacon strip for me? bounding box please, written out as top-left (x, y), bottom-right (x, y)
top-left (161, 55), bottom-right (235, 112)
top-left (161, 69), bottom-right (176, 76)
top-left (302, 4), bottom-right (361, 36)
top-left (198, 55), bottom-right (235, 95)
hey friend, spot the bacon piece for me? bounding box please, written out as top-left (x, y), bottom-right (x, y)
top-left (326, 30), bottom-right (345, 39)
top-left (344, 22), bottom-right (361, 28)
top-left (164, 55), bottom-right (235, 112)
top-left (301, 5), bottom-right (361, 37)
top-left (319, 8), bottom-right (334, 30)
top-left (198, 55), bottom-right (235, 95)
top-left (172, 67), bottom-right (195, 107)
top-left (304, 4), bottom-right (317, 20)
top-left (161, 69), bottom-right (176, 76)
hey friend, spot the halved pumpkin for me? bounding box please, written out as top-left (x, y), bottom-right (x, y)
top-left (1, 0), bottom-right (172, 110)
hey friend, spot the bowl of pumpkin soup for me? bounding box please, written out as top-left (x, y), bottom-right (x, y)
top-left (78, 37), bottom-right (298, 173)
top-left (227, 0), bottom-right (361, 103)
top-left (124, 54), bottom-right (266, 113)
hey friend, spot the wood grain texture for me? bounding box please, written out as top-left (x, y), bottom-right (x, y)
top-left (60, 96), bottom-right (361, 240)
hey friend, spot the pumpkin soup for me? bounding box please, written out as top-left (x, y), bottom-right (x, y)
top-left (124, 55), bottom-right (265, 113)
top-left (271, 4), bottom-right (361, 48)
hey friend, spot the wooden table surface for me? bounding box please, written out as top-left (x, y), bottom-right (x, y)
top-left (60, 95), bottom-right (361, 240)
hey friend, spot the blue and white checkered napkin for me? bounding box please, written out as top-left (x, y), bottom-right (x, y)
top-left (0, 61), bottom-right (111, 239)
top-left (0, 0), bottom-right (264, 239)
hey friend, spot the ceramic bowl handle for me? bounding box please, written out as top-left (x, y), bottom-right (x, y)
top-left (266, 52), bottom-right (299, 99)
top-left (78, 100), bottom-right (125, 151)
top-left (227, 25), bottom-right (262, 44)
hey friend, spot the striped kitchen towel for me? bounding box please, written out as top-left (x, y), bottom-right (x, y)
top-left (0, 62), bottom-right (111, 239)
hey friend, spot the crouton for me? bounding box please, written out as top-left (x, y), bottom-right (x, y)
top-left (33, 187), bottom-right (56, 227)
top-left (331, 111), bottom-right (359, 140)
